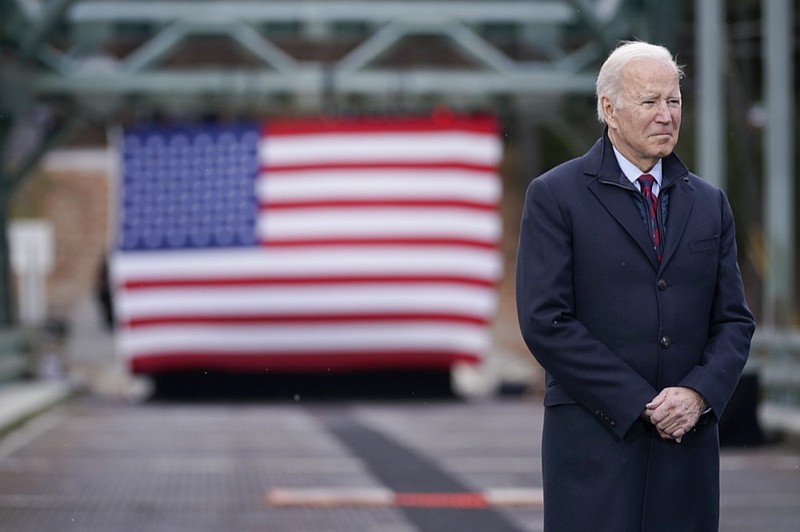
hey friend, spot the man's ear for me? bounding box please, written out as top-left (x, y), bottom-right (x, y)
top-left (601, 96), bottom-right (617, 128)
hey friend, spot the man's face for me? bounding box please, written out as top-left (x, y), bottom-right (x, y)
top-left (602, 58), bottom-right (682, 172)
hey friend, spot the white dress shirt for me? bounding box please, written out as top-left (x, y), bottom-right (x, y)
top-left (612, 147), bottom-right (663, 197)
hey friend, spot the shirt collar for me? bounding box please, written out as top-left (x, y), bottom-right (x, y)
top-left (612, 146), bottom-right (663, 195)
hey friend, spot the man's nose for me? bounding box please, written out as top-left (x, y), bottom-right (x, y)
top-left (654, 102), bottom-right (672, 123)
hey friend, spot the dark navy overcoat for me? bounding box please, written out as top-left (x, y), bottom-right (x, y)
top-left (516, 132), bottom-right (755, 532)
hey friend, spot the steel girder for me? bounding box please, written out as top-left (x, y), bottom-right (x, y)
top-left (4, 0), bottom-right (637, 109)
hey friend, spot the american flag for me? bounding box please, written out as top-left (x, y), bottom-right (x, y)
top-left (112, 116), bottom-right (503, 374)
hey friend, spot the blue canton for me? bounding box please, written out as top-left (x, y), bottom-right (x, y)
top-left (119, 123), bottom-right (260, 251)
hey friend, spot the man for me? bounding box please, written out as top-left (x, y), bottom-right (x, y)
top-left (516, 41), bottom-right (755, 531)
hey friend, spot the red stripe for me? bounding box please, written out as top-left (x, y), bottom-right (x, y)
top-left (263, 199), bottom-right (497, 212)
top-left (123, 312), bottom-right (489, 328)
top-left (129, 351), bottom-right (480, 374)
top-left (264, 116), bottom-right (498, 136)
top-left (260, 237), bottom-right (499, 250)
top-left (121, 274), bottom-right (495, 291)
top-left (394, 492), bottom-right (490, 509)
top-left (263, 161), bottom-right (497, 173)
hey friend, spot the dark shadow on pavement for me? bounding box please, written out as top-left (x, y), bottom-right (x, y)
top-left (146, 370), bottom-right (456, 403)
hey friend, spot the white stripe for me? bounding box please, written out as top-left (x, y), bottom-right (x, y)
top-left (119, 323), bottom-right (491, 357)
top-left (262, 132), bottom-right (502, 166)
top-left (111, 247), bottom-right (502, 281)
top-left (266, 488), bottom-right (394, 508)
top-left (117, 285), bottom-right (497, 320)
top-left (259, 209), bottom-right (501, 240)
top-left (484, 488), bottom-right (544, 507)
top-left (258, 169), bottom-right (501, 203)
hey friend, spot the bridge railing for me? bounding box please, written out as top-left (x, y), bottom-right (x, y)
top-left (0, 327), bottom-right (31, 383)
top-left (751, 328), bottom-right (800, 436)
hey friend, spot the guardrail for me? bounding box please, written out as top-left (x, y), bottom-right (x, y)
top-left (752, 328), bottom-right (800, 407)
top-left (0, 328), bottom-right (30, 382)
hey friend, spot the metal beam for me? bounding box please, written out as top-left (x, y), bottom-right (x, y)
top-left (25, 1), bottom-right (623, 104)
top-left (762, 0), bottom-right (796, 327)
top-left (565, 0), bottom-right (619, 50)
top-left (67, 1), bottom-right (577, 24)
top-left (229, 22), bottom-right (298, 73)
top-left (32, 68), bottom-right (598, 97)
top-left (443, 23), bottom-right (516, 72)
top-left (121, 21), bottom-right (191, 73)
top-left (695, 0), bottom-right (725, 189)
top-left (18, 0), bottom-right (78, 63)
top-left (6, 113), bottom-right (85, 192)
top-left (336, 22), bottom-right (408, 74)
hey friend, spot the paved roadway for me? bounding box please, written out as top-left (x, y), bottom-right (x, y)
top-left (0, 296), bottom-right (795, 532)
top-left (0, 384), bottom-right (798, 532)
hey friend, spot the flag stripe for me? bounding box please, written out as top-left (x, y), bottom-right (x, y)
top-left (120, 274), bottom-right (496, 290)
top-left (116, 285), bottom-right (497, 320)
top-left (112, 247), bottom-right (501, 280)
top-left (264, 199), bottom-right (497, 212)
top-left (260, 238), bottom-right (498, 250)
top-left (124, 312), bottom-right (490, 328)
top-left (259, 169), bottom-right (499, 204)
top-left (120, 323), bottom-right (490, 355)
top-left (261, 130), bottom-right (501, 167)
top-left (264, 161), bottom-right (497, 173)
top-left (130, 352), bottom-right (479, 374)
top-left (258, 209), bottom-right (500, 241)
top-left (263, 116), bottom-right (498, 135)
top-left (262, 137), bottom-right (499, 167)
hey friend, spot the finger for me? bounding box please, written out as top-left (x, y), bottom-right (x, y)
top-left (646, 390), bottom-right (669, 409)
top-left (650, 404), bottom-right (674, 425)
top-left (658, 418), bottom-right (688, 436)
top-left (645, 395), bottom-right (666, 410)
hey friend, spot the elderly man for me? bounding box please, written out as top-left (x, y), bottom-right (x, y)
top-left (516, 41), bottom-right (755, 531)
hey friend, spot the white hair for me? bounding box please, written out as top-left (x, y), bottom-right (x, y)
top-left (596, 41), bottom-right (684, 123)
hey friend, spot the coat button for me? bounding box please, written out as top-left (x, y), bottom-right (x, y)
top-left (657, 279), bottom-right (667, 290)
top-left (660, 336), bottom-right (672, 348)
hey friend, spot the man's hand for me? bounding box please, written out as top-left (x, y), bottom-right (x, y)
top-left (644, 387), bottom-right (707, 443)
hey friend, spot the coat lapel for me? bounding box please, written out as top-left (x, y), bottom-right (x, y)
top-left (659, 160), bottom-right (695, 269)
top-left (583, 133), bottom-right (661, 269)
top-left (582, 130), bottom-right (694, 271)
top-left (587, 179), bottom-right (660, 268)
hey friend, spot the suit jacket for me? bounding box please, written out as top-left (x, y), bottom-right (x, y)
top-left (516, 131), bottom-right (755, 531)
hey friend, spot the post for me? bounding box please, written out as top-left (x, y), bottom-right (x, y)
top-left (9, 220), bottom-right (54, 326)
top-left (695, 0), bottom-right (725, 189)
top-left (759, 0), bottom-right (798, 412)
top-left (762, 0), bottom-right (795, 328)
top-left (0, 194), bottom-right (15, 326)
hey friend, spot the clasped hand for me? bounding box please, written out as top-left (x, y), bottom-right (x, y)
top-left (642, 387), bottom-right (706, 443)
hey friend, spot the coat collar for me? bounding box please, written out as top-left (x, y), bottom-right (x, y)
top-left (582, 128), bottom-right (690, 188)
top-left (584, 129), bottom-right (696, 271)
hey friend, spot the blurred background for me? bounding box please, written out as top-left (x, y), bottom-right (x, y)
top-left (0, 0), bottom-right (800, 532)
top-left (0, 1), bottom-right (797, 531)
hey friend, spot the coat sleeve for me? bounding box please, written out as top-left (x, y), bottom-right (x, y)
top-left (677, 189), bottom-right (755, 421)
top-left (516, 176), bottom-right (658, 439)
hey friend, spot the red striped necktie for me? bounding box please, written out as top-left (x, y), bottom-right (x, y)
top-left (637, 174), bottom-right (662, 262)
